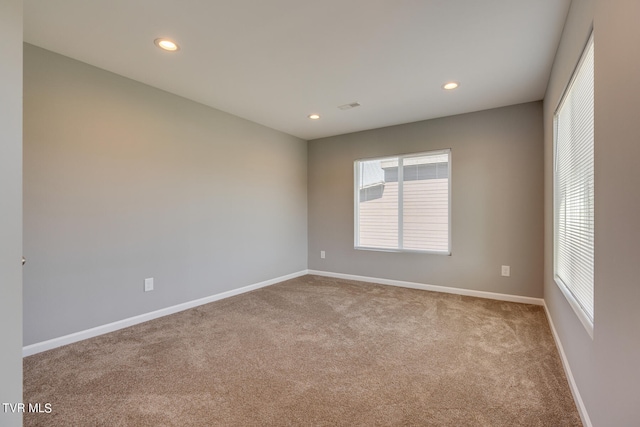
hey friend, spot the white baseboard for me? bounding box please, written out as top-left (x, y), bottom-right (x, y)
top-left (543, 302), bottom-right (592, 427)
top-left (307, 270), bottom-right (544, 306)
top-left (22, 268), bottom-right (544, 353)
top-left (22, 270), bottom-right (308, 357)
top-left (25, 267), bottom-right (588, 426)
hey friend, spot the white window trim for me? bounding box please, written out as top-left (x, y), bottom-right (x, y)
top-left (554, 276), bottom-right (594, 339)
top-left (353, 149), bottom-right (452, 255)
top-left (553, 31), bottom-right (595, 339)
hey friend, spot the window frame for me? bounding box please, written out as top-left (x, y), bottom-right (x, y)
top-left (353, 149), bottom-right (452, 255)
top-left (553, 31), bottom-right (595, 338)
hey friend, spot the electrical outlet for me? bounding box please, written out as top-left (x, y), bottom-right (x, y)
top-left (501, 266), bottom-right (510, 277)
top-left (144, 277), bottom-right (154, 292)
top-left (321, 250), bottom-right (326, 259)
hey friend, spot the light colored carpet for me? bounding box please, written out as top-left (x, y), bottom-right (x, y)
top-left (24, 275), bottom-right (581, 426)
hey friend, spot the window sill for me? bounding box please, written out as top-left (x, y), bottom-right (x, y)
top-left (354, 246), bottom-right (451, 256)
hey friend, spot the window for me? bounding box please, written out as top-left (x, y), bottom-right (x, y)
top-left (554, 33), bottom-right (594, 335)
top-left (354, 149), bottom-right (451, 254)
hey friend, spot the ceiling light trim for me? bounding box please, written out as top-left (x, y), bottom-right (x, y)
top-left (154, 38), bottom-right (180, 52)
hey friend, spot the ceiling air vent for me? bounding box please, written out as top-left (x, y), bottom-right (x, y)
top-left (338, 102), bottom-right (361, 110)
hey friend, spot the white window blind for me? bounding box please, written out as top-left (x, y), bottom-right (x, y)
top-left (554, 34), bottom-right (595, 329)
top-left (354, 149), bottom-right (450, 254)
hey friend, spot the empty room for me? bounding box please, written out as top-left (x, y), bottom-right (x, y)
top-left (2, 0), bottom-right (639, 426)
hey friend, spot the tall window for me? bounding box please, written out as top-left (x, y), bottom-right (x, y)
top-left (354, 149), bottom-right (451, 254)
top-left (554, 33), bottom-right (594, 334)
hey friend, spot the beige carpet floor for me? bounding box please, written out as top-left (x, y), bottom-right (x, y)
top-left (24, 275), bottom-right (581, 426)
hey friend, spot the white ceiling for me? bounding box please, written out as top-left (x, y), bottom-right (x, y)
top-left (24, 0), bottom-right (571, 141)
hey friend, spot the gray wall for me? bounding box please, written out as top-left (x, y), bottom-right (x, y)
top-left (543, 0), bottom-right (640, 425)
top-left (308, 102), bottom-right (544, 298)
top-left (0, 0), bottom-right (23, 425)
top-left (23, 44), bottom-right (308, 346)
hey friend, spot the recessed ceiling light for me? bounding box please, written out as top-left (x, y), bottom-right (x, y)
top-left (154, 38), bottom-right (180, 52)
top-left (442, 82), bottom-right (459, 90)
top-left (308, 114), bottom-right (320, 120)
